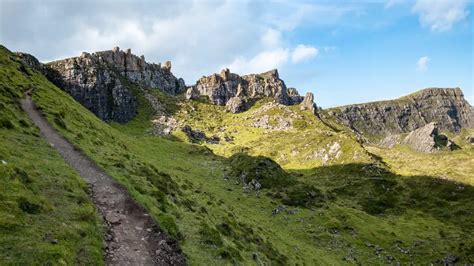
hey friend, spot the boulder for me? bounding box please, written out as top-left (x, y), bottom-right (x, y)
top-left (181, 125), bottom-right (219, 144)
top-left (402, 122), bottom-right (455, 153)
top-left (185, 86), bottom-right (199, 100)
top-left (226, 97), bottom-right (249, 113)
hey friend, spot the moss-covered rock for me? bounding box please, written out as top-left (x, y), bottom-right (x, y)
top-left (228, 153), bottom-right (296, 189)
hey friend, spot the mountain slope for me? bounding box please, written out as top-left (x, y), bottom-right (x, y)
top-left (2, 45), bottom-right (474, 264)
top-left (0, 46), bottom-right (103, 264)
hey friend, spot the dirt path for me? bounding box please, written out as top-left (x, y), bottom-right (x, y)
top-left (20, 93), bottom-right (186, 265)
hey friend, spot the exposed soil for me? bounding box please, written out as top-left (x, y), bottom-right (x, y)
top-left (20, 93), bottom-right (186, 265)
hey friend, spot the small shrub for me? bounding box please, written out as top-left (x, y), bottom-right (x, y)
top-left (53, 114), bottom-right (67, 129)
top-left (0, 119), bottom-right (14, 129)
top-left (217, 222), bottom-right (234, 236)
top-left (217, 245), bottom-right (242, 261)
top-left (157, 213), bottom-right (182, 240)
top-left (18, 119), bottom-right (29, 127)
top-left (281, 184), bottom-right (325, 207)
top-left (14, 167), bottom-right (31, 184)
top-left (199, 223), bottom-right (223, 246)
top-left (293, 119), bottom-right (308, 130)
top-left (18, 197), bottom-right (41, 214)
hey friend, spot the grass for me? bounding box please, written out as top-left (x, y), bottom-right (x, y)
top-left (172, 97), bottom-right (374, 170)
top-left (1, 44), bottom-right (474, 264)
top-left (0, 46), bottom-right (104, 264)
top-left (366, 131), bottom-right (474, 185)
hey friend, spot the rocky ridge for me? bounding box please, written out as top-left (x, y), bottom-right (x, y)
top-left (186, 68), bottom-right (306, 113)
top-left (328, 88), bottom-right (474, 136)
top-left (19, 47), bottom-right (185, 123)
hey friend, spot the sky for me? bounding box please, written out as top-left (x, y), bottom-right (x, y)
top-left (0, 0), bottom-right (472, 107)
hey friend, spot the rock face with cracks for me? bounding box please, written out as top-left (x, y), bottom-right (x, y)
top-left (187, 68), bottom-right (304, 113)
top-left (44, 47), bottom-right (185, 123)
top-left (300, 92), bottom-right (317, 114)
top-left (379, 122), bottom-right (457, 153)
top-left (328, 88), bottom-right (474, 136)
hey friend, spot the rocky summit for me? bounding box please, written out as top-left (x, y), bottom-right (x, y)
top-left (29, 47), bottom-right (185, 123)
top-left (328, 88), bottom-right (474, 136)
top-left (186, 68), bottom-right (304, 113)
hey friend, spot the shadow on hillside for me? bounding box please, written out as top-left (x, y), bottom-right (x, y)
top-left (289, 162), bottom-right (474, 230)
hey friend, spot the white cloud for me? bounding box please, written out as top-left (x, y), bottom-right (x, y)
top-left (224, 44), bottom-right (319, 75)
top-left (291, 44), bottom-right (319, 63)
top-left (0, 0), bottom-right (353, 84)
top-left (261, 28), bottom-right (282, 49)
top-left (416, 56), bottom-right (430, 71)
top-left (412, 0), bottom-right (469, 31)
top-left (226, 48), bottom-right (290, 75)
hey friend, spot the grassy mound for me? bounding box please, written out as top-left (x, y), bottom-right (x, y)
top-left (228, 153), bottom-right (295, 188)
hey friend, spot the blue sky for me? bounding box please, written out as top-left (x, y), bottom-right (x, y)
top-left (277, 1), bottom-right (474, 107)
top-left (0, 0), bottom-right (472, 107)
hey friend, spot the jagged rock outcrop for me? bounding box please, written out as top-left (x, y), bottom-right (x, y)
top-left (187, 68), bottom-right (304, 113)
top-left (300, 92), bottom-right (317, 114)
top-left (44, 47), bottom-right (185, 123)
top-left (328, 88), bottom-right (474, 136)
top-left (16, 52), bottom-right (43, 71)
top-left (86, 47), bottom-right (185, 95)
top-left (181, 125), bottom-right (219, 144)
top-left (379, 122), bottom-right (457, 152)
top-left (226, 97), bottom-right (249, 113)
top-left (287, 88), bottom-right (304, 105)
top-left (44, 53), bottom-right (136, 123)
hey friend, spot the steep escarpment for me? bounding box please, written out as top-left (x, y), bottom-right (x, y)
top-left (327, 88), bottom-right (474, 136)
top-left (19, 47), bottom-right (185, 123)
top-left (186, 68), bottom-right (305, 113)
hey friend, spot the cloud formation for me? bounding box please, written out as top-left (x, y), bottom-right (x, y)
top-left (292, 45), bottom-right (319, 63)
top-left (0, 0), bottom-right (346, 85)
top-left (416, 56), bottom-right (430, 71)
top-left (412, 0), bottom-right (469, 31)
top-left (224, 42), bottom-right (319, 75)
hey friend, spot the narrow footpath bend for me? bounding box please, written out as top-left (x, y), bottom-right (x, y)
top-left (20, 93), bottom-right (186, 265)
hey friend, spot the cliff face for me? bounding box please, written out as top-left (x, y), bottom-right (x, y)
top-left (44, 47), bottom-right (185, 123)
top-left (327, 88), bottom-right (474, 136)
top-left (186, 68), bottom-right (304, 113)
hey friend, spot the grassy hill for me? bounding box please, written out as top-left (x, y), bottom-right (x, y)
top-left (1, 45), bottom-right (473, 264)
top-left (0, 46), bottom-right (103, 264)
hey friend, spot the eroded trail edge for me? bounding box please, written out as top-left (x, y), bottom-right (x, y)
top-left (20, 94), bottom-right (186, 265)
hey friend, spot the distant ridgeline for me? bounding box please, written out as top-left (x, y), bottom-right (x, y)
top-left (327, 88), bottom-right (474, 136)
top-left (17, 47), bottom-right (316, 122)
top-left (16, 47), bottom-right (473, 140)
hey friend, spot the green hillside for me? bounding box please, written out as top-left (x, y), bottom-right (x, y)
top-left (0, 46), bottom-right (103, 264)
top-left (1, 45), bottom-right (473, 264)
